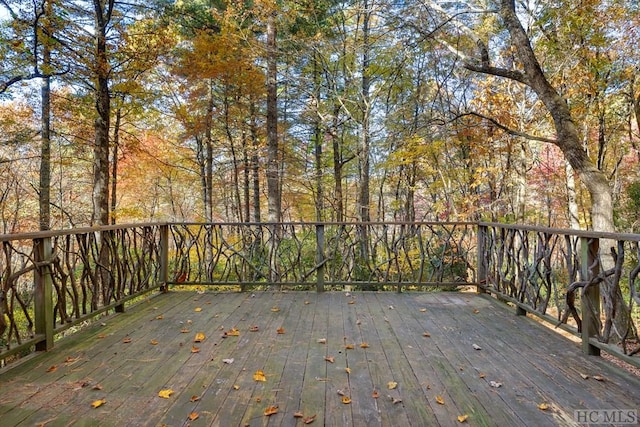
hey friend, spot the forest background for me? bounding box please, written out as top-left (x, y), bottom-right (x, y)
top-left (0, 0), bottom-right (638, 234)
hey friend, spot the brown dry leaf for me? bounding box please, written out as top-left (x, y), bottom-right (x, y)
top-left (46, 365), bottom-right (57, 373)
top-left (593, 375), bottom-right (605, 381)
top-left (264, 405), bottom-right (279, 416)
top-left (276, 327), bottom-right (285, 334)
top-left (341, 396), bottom-right (351, 404)
top-left (156, 314), bottom-right (164, 320)
top-left (194, 307), bottom-right (202, 312)
top-left (271, 307), bottom-right (280, 312)
top-left (293, 411), bottom-right (304, 418)
top-left (150, 339), bottom-right (159, 345)
top-left (158, 389), bottom-right (174, 399)
top-left (325, 356), bottom-right (335, 363)
top-left (191, 346), bottom-right (200, 353)
top-left (92, 384), bottom-right (103, 390)
top-left (435, 396), bottom-right (445, 405)
top-left (579, 373), bottom-right (589, 380)
top-left (180, 328), bottom-right (190, 333)
top-left (304, 300), bottom-right (311, 305)
top-left (194, 332), bottom-right (206, 342)
top-left (188, 412), bottom-right (199, 421)
top-left (345, 367), bottom-right (351, 374)
top-left (473, 309), bottom-right (480, 314)
top-left (317, 338), bottom-right (327, 344)
top-left (190, 395), bottom-right (201, 402)
top-left (391, 397), bottom-right (403, 404)
top-left (360, 342), bottom-right (369, 348)
top-left (457, 414), bottom-right (469, 423)
top-left (303, 414), bottom-right (317, 424)
top-left (226, 328), bottom-right (240, 337)
top-left (537, 403), bottom-right (550, 411)
top-left (233, 385), bottom-right (240, 390)
top-left (345, 344), bottom-right (354, 350)
top-left (479, 373), bottom-right (486, 379)
top-left (387, 381), bottom-right (398, 390)
top-left (347, 300), bottom-right (355, 305)
top-left (249, 325), bottom-right (259, 332)
top-left (356, 319), bottom-right (362, 325)
top-left (419, 308), bottom-right (427, 312)
top-left (97, 333), bottom-right (106, 339)
top-left (253, 370), bottom-right (267, 382)
top-left (91, 399), bottom-right (106, 408)
top-left (122, 337), bottom-right (132, 343)
top-left (423, 332), bottom-right (431, 337)
top-left (64, 356), bottom-right (78, 364)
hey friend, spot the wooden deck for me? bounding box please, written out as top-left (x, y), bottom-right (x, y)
top-left (0, 291), bottom-right (638, 427)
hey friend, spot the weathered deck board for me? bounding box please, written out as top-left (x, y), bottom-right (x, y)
top-left (1, 290), bottom-right (639, 427)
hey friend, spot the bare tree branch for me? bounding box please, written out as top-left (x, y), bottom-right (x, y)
top-left (455, 112), bottom-right (558, 144)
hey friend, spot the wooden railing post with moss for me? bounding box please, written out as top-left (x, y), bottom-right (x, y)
top-left (580, 237), bottom-right (601, 356)
top-left (34, 236), bottom-right (54, 352)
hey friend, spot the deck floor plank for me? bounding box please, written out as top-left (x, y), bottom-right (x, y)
top-left (1, 290), bottom-right (639, 427)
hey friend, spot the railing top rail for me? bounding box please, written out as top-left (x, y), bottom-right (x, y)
top-left (0, 222), bottom-right (163, 243)
top-left (168, 221), bottom-right (478, 227)
top-left (479, 222), bottom-right (640, 242)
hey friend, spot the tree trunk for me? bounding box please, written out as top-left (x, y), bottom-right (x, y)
top-left (250, 101), bottom-right (261, 222)
top-left (110, 106), bottom-right (121, 225)
top-left (39, 37), bottom-right (51, 231)
top-left (266, 11), bottom-right (281, 224)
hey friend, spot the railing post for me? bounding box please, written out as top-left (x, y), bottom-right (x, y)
top-left (580, 237), bottom-right (601, 356)
top-left (34, 237), bottom-right (54, 351)
top-left (316, 223), bottom-right (325, 293)
top-left (159, 224), bottom-right (169, 292)
top-left (476, 224), bottom-right (488, 294)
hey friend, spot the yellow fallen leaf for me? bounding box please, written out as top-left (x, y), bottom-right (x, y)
top-left (194, 332), bottom-right (206, 342)
top-left (277, 327), bottom-right (285, 334)
top-left (271, 307), bottom-right (280, 312)
top-left (190, 395), bottom-right (201, 402)
top-left (188, 412), bottom-right (199, 421)
top-left (387, 381), bottom-right (398, 390)
top-left (233, 385), bottom-right (240, 390)
top-left (345, 344), bottom-right (354, 350)
top-left (341, 396), bottom-right (351, 404)
top-left (345, 367), bottom-right (351, 374)
top-left (537, 403), bottom-right (549, 411)
top-left (264, 405), bottom-right (279, 416)
top-left (360, 342), bottom-right (369, 348)
top-left (191, 346), bottom-right (200, 353)
top-left (150, 339), bottom-right (159, 345)
top-left (473, 309), bottom-right (480, 314)
top-left (479, 373), bottom-right (486, 378)
top-left (156, 314), bottom-right (164, 320)
top-left (226, 328), bottom-right (240, 337)
top-left (180, 328), bottom-right (190, 333)
top-left (435, 396), bottom-right (445, 405)
top-left (91, 399), bottom-right (106, 408)
top-left (348, 300), bottom-right (355, 305)
top-left (158, 389), bottom-right (174, 399)
top-left (457, 414), bottom-right (469, 423)
top-left (419, 308), bottom-right (427, 312)
top-left (194, 307), bottom-right (202, 312)
top-left (253, 370), bottom-right (267, 382)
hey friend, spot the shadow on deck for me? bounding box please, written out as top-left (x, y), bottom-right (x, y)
top-left (0, 291), bottom-right (638, 427)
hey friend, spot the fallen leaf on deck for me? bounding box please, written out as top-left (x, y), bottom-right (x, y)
top-left (390, 396), bottom-right (402, 404)
top-left (317, 338), bottom-right (327, 344)
top-left (194, 332), bottom-right (206, 342)
top-left (479, 373), bottom-right (486, 379)
top-left (473, 309), bottom-right (480, 314)
top-left (158, 389), bottom-right (174, 399)
top-left (194, 307), bottom-right (202, 312)
top-left (233, 385), bottom-right (240, 390)
top-left (593, 375), bottom-right (605, 381)
top-left (457, 414), bottom-right (469, 423)
top-left (489, 381), bottom-right (502, 388)
top-left (97, 334), bottom-right (105, 339)
top-left (325, 356), bottom-right (335, 363)
top-left (537, 403), bottom-right (549, 411)
top-left (253, 370), bottom-right (267, 382)
top-left (423, 332), bottom-right (431, 337)
top-left (387, 381), bottom-right (398, 390)
top-left (226, 328), bottom-right (240, 337)
top-left (579, 373), bottom-right (589, 379)
top-left (271, 307), bottom-right (280, 312)
top-left (188, 412), bottom-right (199, 420)
top-left (337, 389), bottom-right (346, 396)
top-left (345, 367), bottom-right (351, 374)
top-left (91, 399), bottom-right (106, 408)
top-left (435, 396), bottom-right (445, 405)
top-left (191, 346), bottom-right (200, 353)
top-left (249, 325), bottom-right (259, 332)
top-left (356, 319), bottom-right (361, 325)
top-left (92, 384), bottom-right (103, 390)
top-left (304, 300), bottom-right (311, 305)
top-left (294, 411), bottom-right (304, 418)
top-left (277, 327), bottom-right (285, 334)
top-left (348, 300), bottom-right (355, 304)
top-left (264, 405), bottom-right (279, 416)
top-left (372, 390), bottom-right (380, 398)
top-left (472, 344), bottom-right (481, 350)
top-left (190, 395), bottom-right (201, 402)
top-left (222, 358), bottom-right (234, 364)
top-left (419, 308), bottom-right (427, 312)
top-left (303, 414), bottom-right (317, 424)
top-left (122, 337), bottom-right (132, 343)
top-left (341, 396), bottom-right (351, 404)
top-left (156, 314), bottom-right (164, 320)
top-left (150, 339), bottom-right (159, 345)
top-left (180, 328), bottom-right (190, 333)
top-left (46, 365), bottom-right (57, 373)
top-left (360, 342), bottom-right (369, 348)
top-left (345, 343), bottom-right (354, 350)
top-left (388, 305), bottom-right (394, 310)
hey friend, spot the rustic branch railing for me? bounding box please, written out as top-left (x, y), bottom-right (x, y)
top-left (1, 221), bottom-right (639, 369)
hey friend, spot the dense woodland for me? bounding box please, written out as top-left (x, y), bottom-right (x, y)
top-left (0, 0), bottom-right (638, 233)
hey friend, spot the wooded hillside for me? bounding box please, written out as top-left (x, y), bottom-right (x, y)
top-left (0, 0), bottom-right (638, 232)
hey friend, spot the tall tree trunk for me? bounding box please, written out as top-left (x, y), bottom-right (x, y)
top-left (39, 15), bottom-right (51, 231)
top-left (358, 0), bottom-right (371, 225)
top-left (203, 80), bottom-right (214, 222)
top-left (92, 0), bottom-right (112, 226)
top-left (110, 106), bottom-right (121, 225)
top-left (313, 54), bottom-right (324, 222)
top-left (266, 11), bottom-right (281, 224)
